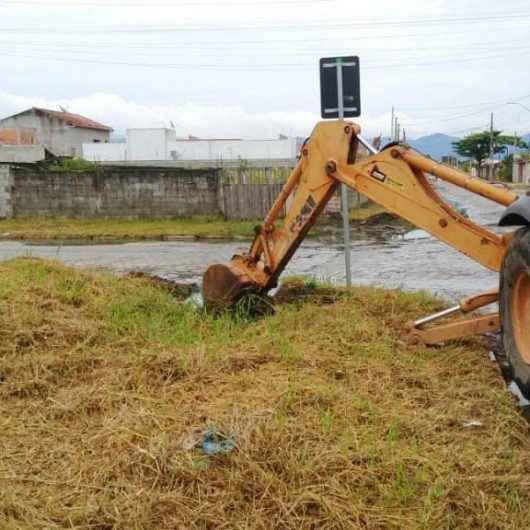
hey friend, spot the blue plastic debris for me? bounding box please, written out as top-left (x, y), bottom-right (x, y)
top-left (200, 428), bottom-right (235, 455)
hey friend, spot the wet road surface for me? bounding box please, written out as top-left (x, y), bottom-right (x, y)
top-left (0, 181), bottom-right (510, 302)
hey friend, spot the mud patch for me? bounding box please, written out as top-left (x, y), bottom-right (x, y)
top-left (274, 277), bottom-right (346, 305)
top-left (127, 271), bottom-right (197, 299)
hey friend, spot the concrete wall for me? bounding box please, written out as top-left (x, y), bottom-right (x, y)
top-left (168, 138), bottom-right (298, 162)
top-left (5, 165), bottom-right (220, 219)
top-left (513, 157), bottom-right (530, 184)
top-left (0, 165), bottom-right (12, 219)
top-left (0, 163), bottom-right (358, 221)
top-left (80, 157), bottom-right (297, 169)
top-left (0, 145), bottom-right (46, 163)
top-left (0, 111), bottom-right (110, 157)
top-left (82, 128), bottom-right (298, 163)
top-left (83, 142), bottom-right (127, 162)
top-left (128, 128), bottom-right (176, 161)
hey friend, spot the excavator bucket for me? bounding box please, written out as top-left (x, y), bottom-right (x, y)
top-left (202, 258), bottom-right (262, 307)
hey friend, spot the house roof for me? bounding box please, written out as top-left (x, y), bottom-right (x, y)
top-left (2, 107), bottom-right (113, 132)
top-left (34, 108), bottom-right (113, 132)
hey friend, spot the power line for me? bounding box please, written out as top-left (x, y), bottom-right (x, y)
top-left (413, 106), bottom-right (508, 123)
top-left (400, 94), bottom-right (530, 113)
top-left (2, 11), bottom-right (530, 33)
top-left (3, 47), bottom-right (530, 71)
top-left (446, 124), bottom-right (490, 135)
top-left (0, 0), bottom-right (333, 5)
top-left (2, 38), bottom-right (529, 55)
top-left (0, 25), bottom-right (524, 46)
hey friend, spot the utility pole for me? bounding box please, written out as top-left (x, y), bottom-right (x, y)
top-left (488, 113), bottom-right (494, 181)
top-left (390, 106), bottom-right (395, 141)
top-left (489, 112), bottom-right (494, 158)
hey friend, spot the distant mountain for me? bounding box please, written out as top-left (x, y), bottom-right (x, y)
top-left (407, 133), bottom-right (460, 161)
top-left (520, 133), bottom-right (530, 147)
top-left (373, 133), bottom-right (459, 161)
top-left (405, 132), bottom-right (530, 161)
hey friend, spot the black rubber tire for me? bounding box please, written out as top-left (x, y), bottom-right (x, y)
top-left (500, 226), bottom-right (530, 398)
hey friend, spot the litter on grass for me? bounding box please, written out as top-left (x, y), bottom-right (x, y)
top-left (179, 427), bottom-right (235, 455)
top-left (200, 428), bottom-right (236, 455)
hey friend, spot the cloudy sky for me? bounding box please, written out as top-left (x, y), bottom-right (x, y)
top-left (2, 0), bottom-right (530, 139)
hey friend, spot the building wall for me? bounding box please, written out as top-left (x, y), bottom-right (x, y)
top-left (62, 127), bottom-right (109, 157)
top-left (513, 158), bottom-right (530, 184)
top-left (168, 138), bottom-right (298, 162)
top-left (82, 129), bottom-right (298, 163)
top-left (128, 128), bottom-right (176, 161)
top-left (82, 158), bottom-right (296, 169)
top-left (83, 142), bottom-right (127, 162)
top-left (6, 165), bottom-right (220, 218)
top-left (0, 127), bottom-right (37, 145)
top-left (0, 111), bottom-right (110, 157)
top-left (0, 145), bottom-right (46, 163)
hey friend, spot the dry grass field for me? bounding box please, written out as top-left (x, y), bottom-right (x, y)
top-left (0, 258), bottom-right (529, 529)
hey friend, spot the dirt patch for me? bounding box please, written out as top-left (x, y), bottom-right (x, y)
top-left (127, 271), bottom-right (197, 299)
top-left (274, 277), bottom-right (346, 305)
top-left (350, 210), bottom-right (406, 228)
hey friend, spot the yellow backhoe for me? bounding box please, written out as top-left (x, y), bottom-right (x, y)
top-left (202, 120), bottom-right (530, 397)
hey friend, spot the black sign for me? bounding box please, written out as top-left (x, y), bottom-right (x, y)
top-left (319, 56), bottom-right (361, 119)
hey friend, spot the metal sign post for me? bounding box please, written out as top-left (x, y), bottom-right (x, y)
top-left (320, 56), bottom-right (360, 288)
top-left (336, 59), bottom-right (352, 287)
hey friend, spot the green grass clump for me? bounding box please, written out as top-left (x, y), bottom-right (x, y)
top-left (0, 258), bottom-right (529, 529)
top-left (0, 203), bottom-right (395, 243)
top-left (47, 157), bottom-right (98, 173)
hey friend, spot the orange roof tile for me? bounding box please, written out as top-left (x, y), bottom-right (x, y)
top-left (32, 107), bottom-right (113, 132)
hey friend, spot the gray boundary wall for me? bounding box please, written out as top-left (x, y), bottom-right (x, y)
top-left (6, 165), bottom-right (220, 219)
top-left (0, 163), bottom-right (368, 220)
top-left (0, 166), bottom-right (12, 219)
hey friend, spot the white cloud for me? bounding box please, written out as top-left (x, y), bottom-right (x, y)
top-left (0, 89), bottom-right (403, 139)
top-left (0, 86), bottom-right (528, 142)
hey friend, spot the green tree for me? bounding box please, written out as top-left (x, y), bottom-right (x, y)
top-left (452, 131), bottom-right (527, 169)
top-left (498, 153), bottom-right (514, 182)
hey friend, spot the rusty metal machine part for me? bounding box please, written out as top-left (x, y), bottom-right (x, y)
top-left (202, 119), bottom-right (523, 345)
top-left (403, 289), bottom-right (501, 346)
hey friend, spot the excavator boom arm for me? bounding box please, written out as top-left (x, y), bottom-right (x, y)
top-left (203, 121), bottom-right (517, 314)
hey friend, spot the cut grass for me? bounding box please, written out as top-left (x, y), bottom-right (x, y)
top-left (0, 258), bottom-right (529, 529)
top-left (0, 217), bottom-right (257, 241)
